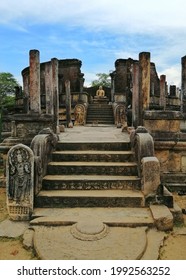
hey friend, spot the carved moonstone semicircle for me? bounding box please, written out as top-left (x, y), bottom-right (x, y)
top-left (71, 220), bottom-right (109, 241)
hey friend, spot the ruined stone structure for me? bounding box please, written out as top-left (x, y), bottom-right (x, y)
top-left (0, 48), bottom-right (186, 228)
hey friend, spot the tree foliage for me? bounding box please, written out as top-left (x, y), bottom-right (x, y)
top-left (91, 73), bottom-right (111, 87)
top-left (0, 72), bottom-right (20, 141)
top-left (0, 72), bottom-right (19, 102)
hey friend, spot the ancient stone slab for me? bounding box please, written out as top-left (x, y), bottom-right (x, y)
top-left (150, 204), bottom-right (173, 231)
top-left (114, 104), bottom-right (127, 127)
top-left (33, 225), bottom-right (148, 260)
top-left (74, 104), bottom-right (86, 125)
top-left (23, 228), bottom-right (35, 249)
top-left (141, 157), bottom-right (160, 197)
top-left (0, 219), bottom-right (29, 237)
top-left (6, 144), bottom-right (34, 220)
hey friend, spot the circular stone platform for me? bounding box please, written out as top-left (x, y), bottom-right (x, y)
top-left (33, 224), bottom-right (148, 260)
top-left (71, 220), bottom-right (109, 241)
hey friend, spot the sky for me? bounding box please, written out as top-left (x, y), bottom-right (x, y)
top-left (0, 0), bottom-right (186, 87)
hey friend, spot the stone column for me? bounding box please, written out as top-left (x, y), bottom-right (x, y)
top-left (110, 71), bottom-right (116, 103)
top-left (79, 73), bottom-right (85, 93)
top-left (169, 85), bottom-right (176, 96)
top-left (51, 58), bottom-right (59, 133)
top-left (65, 80), bottom-right (72, 127)
top-left (139, 52), bottom-right (151, 125)
top-left (22, 71), bottom-right (29, 113)
top-left (160, 75), bottom-right (166, 110)
top-left (29, 50), bottom-right (41, 114)
top-left (45, 62), bottom-right (53, 114)
top-left (132, 61), bottom-right (139, 127)
top-left (181, 55), bottom-right (186, 112)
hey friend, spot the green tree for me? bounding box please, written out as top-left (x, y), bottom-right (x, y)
top-left (0, 72), bottom-right (20, 141)
top-left (91, 73), bottom-right (111, 87)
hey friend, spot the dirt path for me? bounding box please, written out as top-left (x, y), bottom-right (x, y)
top-left (0, 188), bottom-right (186, 260)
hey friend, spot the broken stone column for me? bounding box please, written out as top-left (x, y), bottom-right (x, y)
top-left (45, 61), bottom-right (53, 114)
top-left (181, 55), bottom-right (186, 112)
top-left (141, 157), bottom-right (160, 197)
top-left (6, 144), bottom-right (34, 220)
top-left (65, 80), bottom-right (72, 127)
top-left (160, 75), bottom-right (166, 109)
top-left (132, 61), bottom-right (139, 127)
top-left (169, 85), bottom-right (176, 97)
top-left (139, 52), bottom-right (151, 125)
top-left (51, 58), bottom-right (59, 133)
top-left (29, 49), bottom-right (41, 114)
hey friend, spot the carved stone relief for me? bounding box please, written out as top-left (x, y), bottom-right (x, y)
top-left (6, 144), bottom-right (34, 220)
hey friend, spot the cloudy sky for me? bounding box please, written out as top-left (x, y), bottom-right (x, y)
top-left (0, 0), bottom-right (186, 86)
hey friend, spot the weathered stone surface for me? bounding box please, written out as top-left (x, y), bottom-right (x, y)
top-left (74, 104), bottom-right (86, 125)
top-left (139, 52), bottom-right (150, 125)
top-left (29, 50), bottom-right (41, 113)
top-left (65, 80), bottom-right (72, 127)
top-left (150, 205), bottom-right (173, 231)
top-left (144, 119), bottom-right (180, 133)
top-left (6, 144), bottom-right (34, 220)
top-left (31, 128), bottom-right (58, 195)
top-left (0, 219), bottom-right (29, 237)
top-left (160, 75), bottom-right (166, 109)
top-left (33, 225), bottom-right (148, 260)
top-left (132, 61), bottom-right (139, 127)
top-left (141, 157), bottom-right (160, 196)
top-left (51, 58), bottom-right (59, 133)
top-left (23, 228), bottom-right (34, 249)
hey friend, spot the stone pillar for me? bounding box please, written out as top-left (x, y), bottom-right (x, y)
top-left (139, 52), bottom-right (151, 125)
top-left (29, 50), bottom-right (41, 114)
top-left (65, 80), bottom-right (72, 127)
top-left (79, 73), bottom-right (85, 93)
top-left (181, 56), bottom-right (186, 112)
top-left (110, 71), bottom-right (116, 103)
top-left (51, 58), bottom-right (59, 133)
top-left (22, 69), bottom-right (30, 113)
top-left (132, 62), bottom-right (139, 127)
top-left (169, 85), bottom-right (176, 97)
top-left (160, 75), bottom-right (166, 109)
top-left (45, 62), bottom-right (53, 114)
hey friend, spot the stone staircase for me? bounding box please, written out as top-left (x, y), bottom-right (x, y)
top-left (86, 103), bottom-right (114, 125)
top-left (34, 141), bottom-right (143, 209)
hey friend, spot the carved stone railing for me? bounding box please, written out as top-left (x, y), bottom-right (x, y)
top-left (31, 128), bottom-right (58, 195)
top-left (130, 126), bottom-right (161, 202)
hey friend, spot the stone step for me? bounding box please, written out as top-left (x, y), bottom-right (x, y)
top-left (42, 174), bottom-right (141, 190)
top-left (86, 116), bottom-right (114, 120)
top-left (56, 141), bottom-right (131, 151)
top-left (47, 161), bottom-right (138, 176)
top-left (87, 109), bottom-right (113, 114)
top-left (86, 121), bottom-right (115, 125)
top-left (35, 189), bottom-right (145, 208)
top-left (31, 207), bottom-right (154, 227)
top-left (52, 150), bottom-right (135, 162)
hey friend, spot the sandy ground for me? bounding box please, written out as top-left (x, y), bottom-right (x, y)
top-left (0, 187), bottom-right (186, 260)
